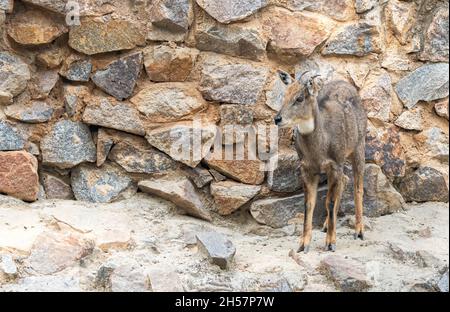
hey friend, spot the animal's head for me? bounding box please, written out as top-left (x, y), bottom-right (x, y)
top-left (274, 71), bottom-right (322, 135)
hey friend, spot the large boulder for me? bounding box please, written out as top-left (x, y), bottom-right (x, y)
top-left (322, 23), bottom-right (381, 56)
top-left (399, 167), bottom-right (449, 203)
top-left (265, 8), bottom-right (333, 60)
top-left (139, 176), bottom-right (212, 221)
top-left (92, 52), bottom-right (143, 101)
top-left (0, 151), bottom-right (39, 202)
top-left (210, 181), bottom-right (261, 215)
top-left (146, 122), bottom-right (217, 168)
top-left (131, 83), bottom-right (207, 123)
top-left (0, 52), bottom-right (31, 98)
top-left (195, 0), bottom-right (268, 24)
top-left (82, 95), bottom-right (145, 136)
top-left (267, 149), bottom-right (302, 193)
top-left (395, 63), bottom-right (449, 109)
top-left (144, 45), bottom-right (198, 82)
top-left (71, 163), bottom-right (137, 203)
top-left (7, 7), bottom-right (67, 45)
top-left (200, 55), bottom-right (269, 105)
top-left (41, 120), bottom-right (96, 169)
top-left (69, 18), bottom-right (145, 55)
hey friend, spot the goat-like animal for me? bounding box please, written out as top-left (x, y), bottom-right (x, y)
top-left (275, 71), bottom-right (368, 253)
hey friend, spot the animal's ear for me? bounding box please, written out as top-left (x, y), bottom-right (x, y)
top-left (306, 76), bottom-right (322, 96)
top-left (278, 70), bottom-right (294, 85)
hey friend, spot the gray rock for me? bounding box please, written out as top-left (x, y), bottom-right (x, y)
top-left (399, 167), bottom-right (449, 203)
top-left (1, 276), bottom-right (81, 292)
top-left (394, 109), bottom-right (424, 131)
top-left (60, 59), bottom-right (92, 82)
top-left (322, 23), bottom-right (381, 57)
top-left (420, 5), bottom-right (449, 63)
top-left (41, 120), bottom-right (96, 169)
top-left (4, 101), bottom-right (54, 123)
top-left (200, 55), bottom-right (269, 105)
top-left (211, 181), bottom-right (261, 216)
top-left (414, 127), bottom-right (449, 163)
top-left (71, 163), bottom-right (137, 203)
top-left (150, 0), bottom-right (193, 32)
top-left (267, 149), bottom-right (302, 193)
top-left (0, 0), bottom-right (13, 13)
top-left (92, 52), bottom-right (143, 101)
top-left (108, 139), bottom-right (178, 174)
top-left (195, 19), bottom-right (267, 61)
top-left (1, 254), bottom-right (17, 276)
top-left (186, 166), bottom-right (214, 188)
top-left (320, 255), bottom-right (372, 292)
top-left (250, 189), bottom-right (328, 228)
top-left (0, 51), bottom-right (31, 97)
top-left (41, 172), bottom-right (74, 200)
top-left (196, 231), bottom-right (236, 270)
top-left (437, 270), bottom-right (449, 293)
top-left (139, 176), bottom-right (212, 221)
top-left (266, 74), bottom-right (288, 111)
top-left (63, 85), bottom-right (89, 117)
top-left (342, 164), bottom-right (405, 217)
top-left (29, 69), bottom-right (59, 99)
top-left (0, 120), bottom-right (26, 151)
top-left (147, 267), bottom-right (184, 292)
top-left (355, 0), bottom-right (378, 14)
top-left (82, 95), bottom-right (145, 136)
top-left (196, 0), bottom-right (268, 24)
top-left (395, 63), bottom-right (449, 109)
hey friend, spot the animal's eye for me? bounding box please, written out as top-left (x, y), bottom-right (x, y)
top-left (295, 94), bottom-right (305, 104)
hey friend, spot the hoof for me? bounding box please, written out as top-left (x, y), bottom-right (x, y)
top-left (354, 232), bottom-right (365, 241)
top-left (326, 244), bottom-right (336, 252)
top-left (297, 245), bottom-right (310, 254)
top-left (321, 226), bottom-right (328, 233)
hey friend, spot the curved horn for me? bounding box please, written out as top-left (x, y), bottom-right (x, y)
top-left (296, 70), bottom-right (310, 82)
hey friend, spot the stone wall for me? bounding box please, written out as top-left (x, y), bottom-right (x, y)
top-left (0, 0), bottom-right (449, 224)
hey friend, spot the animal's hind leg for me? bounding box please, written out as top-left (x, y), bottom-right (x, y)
top-left (352, 147), bottom-right (365, 240)
top-left (298, 173), bottom-right (320, 254)
top-left (325, 167), bottom-right (347, 252)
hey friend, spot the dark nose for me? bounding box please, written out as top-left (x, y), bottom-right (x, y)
top-left (274, 115), bottom-right (282, 125)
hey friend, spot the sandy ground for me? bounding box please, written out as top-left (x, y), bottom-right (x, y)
top-left (0, 194), bottom-right (448, 292)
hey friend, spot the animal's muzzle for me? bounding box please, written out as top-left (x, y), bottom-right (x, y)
top-left (274, 115), bottom-right (282, 125)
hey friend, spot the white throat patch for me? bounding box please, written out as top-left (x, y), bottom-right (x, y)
top-left (297, 118), bottom-right (315, 135)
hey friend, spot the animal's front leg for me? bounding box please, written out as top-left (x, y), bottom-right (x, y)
top-left (298, 174), bottom-right (320, 254)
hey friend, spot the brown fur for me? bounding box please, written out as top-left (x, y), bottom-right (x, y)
top-left (275, 76), bottom-right (368, 253)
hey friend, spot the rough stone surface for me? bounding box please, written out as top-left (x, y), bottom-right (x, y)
top-left (385, 0), bottom-right (415, 45)
top-left (395, 109), bottom-right (424, 131)
top-left (144, 45), bottom-right (198, 82)
top-left (41, 120), bottom-right (96, 169)
top-left (414, 127), bottom-right (449, 163)
top-left (92, 53), bottom-right (143, 100)
top-left (195, 19), bottom-right (267, 61)
top-left (266, 8), bottom-right (333, 60)
top-left (200, 55), bottom-right (268, 105)
top-left (196, 0), bottom-right (268, 24)
top-left (399, 167), bottom-right (449, 203)
top-left (59, 56), bottom-right (92, 82)
top-left (361, 72), bottom-right (392, 122)
top-left (0, 52), bottom-right (31, 97)
top-left (7, 8), bottom-right (67, 45)
top-left (435, 99), bottom-right (449, 120)
top-left (148, 267), bottom-right (184, 292)
top-left (322, 23), bottom-right (381, 56)
top-left (205, 158), bottom-right (265, 185)
top-left (420, 5), bottom-right (449, 63)
top-left (266, 74), bottom-right (288, 112)
top-left (0, 151), bottom-right (39, 202)
top-left (395, 63), bottom-right (449, 109)
top-left (82, 95), bottom-right (145, 136)
top-left (41, 172), bottom-right (74, 200)
top-left (342, 164), bottom-right (405, 217)
top-left (4, 101), bottom-right (54, 123)
top-left (108, 139), bottom-right (178, 174)
top-left (186, 167), bottom-right (213, 188)
top-left (196, 231), bottom-right (236, 269)
top-left (131, 83), bottom-right (207, 123)
top-left (355, 0), bottom-right (378, 14)
top-left (267, 149), bottom-right (302, 193)
top-left (71, 163), bottom-right (137, 203)
top-left (211, 181), bottom-right (261, 215)
top-left (437, 270), bottom-right (449, 293)
top-left (69, 18), bottom-right (145, 55)
top-left (0, 121), bottom-right (26, 151)
top-left (139, 176), bottom-right (212, 221)
top-left (0, 0), bottom-right (13, 13)
top-left (1, 276), bottom-right (81, 292)
top-left (365, 124), bottom-right (406, 178)
top-left (150, 0), bottom-right (193, 32)
top-left (29, 69), bottom-right (59, 99)
top-left (146, 122), bottom-right (216, 168)
top-left (1, 254), bottom-right (17, 276)
top-left (27, 231), bottom-right (94, 275)
top-left (63, 85), bottom-right (89, 117)
top-left (320, 256), bottom-right (372, 292)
